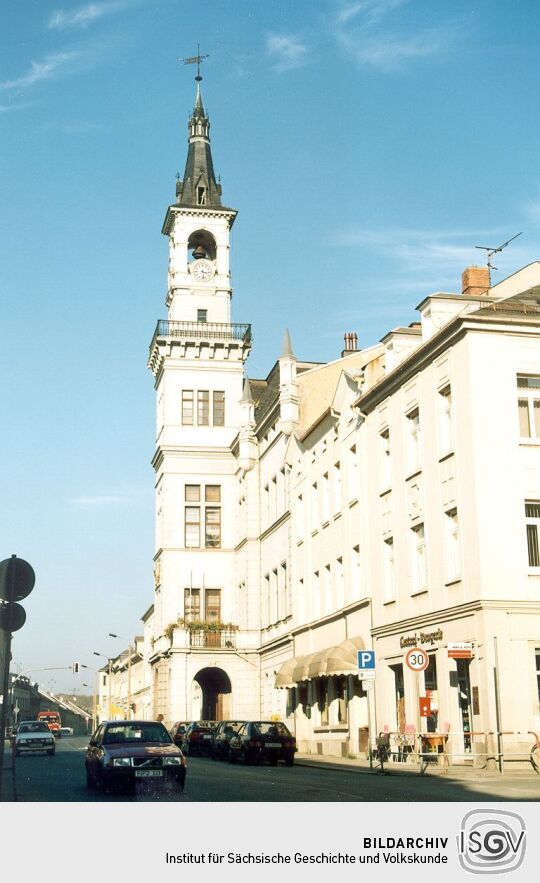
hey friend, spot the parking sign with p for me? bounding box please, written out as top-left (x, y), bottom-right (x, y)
top-left (357, 650), bottom-right (375, 670)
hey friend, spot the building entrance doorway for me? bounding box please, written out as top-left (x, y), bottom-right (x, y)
top-left (194, 667), bottom-right (231, 720)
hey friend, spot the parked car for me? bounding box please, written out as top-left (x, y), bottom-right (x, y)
top-left (182, 721), bottom-right (216, 756)
top-left (85, 720), bottom-right (186, 793)
top-left (59, 727), bottom-right (74, 737)
top-left (210, 720), bottom-right (246, 760)
top-left (169, 721), bottom-right (190, 748)
top-left (14, 721), bottom-right (56, 756)
top-left (228, 721), bottom-right (296, 766)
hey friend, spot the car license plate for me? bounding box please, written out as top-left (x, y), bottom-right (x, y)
top-left (266, 742), bottom-right (281, 748)
top-left (135, 770), bottom-right (163, 778)
top-left (203, 735), bottom-right (211, 739)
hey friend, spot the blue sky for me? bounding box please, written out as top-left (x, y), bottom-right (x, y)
top-left (1, 0), bottom-right (539, 692)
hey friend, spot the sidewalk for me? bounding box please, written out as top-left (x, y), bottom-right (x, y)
top-left (294, 752), bottom-right (539, 779)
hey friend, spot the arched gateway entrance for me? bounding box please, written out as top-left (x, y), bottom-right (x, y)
top-left (194, 667), bottom-right (231, 720)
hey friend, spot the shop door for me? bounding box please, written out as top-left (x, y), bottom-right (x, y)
top-left (456, 659), bottom-right (472, 752)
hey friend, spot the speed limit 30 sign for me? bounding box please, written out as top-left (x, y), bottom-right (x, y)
top-left (405, 647), bottom-right (429, 672)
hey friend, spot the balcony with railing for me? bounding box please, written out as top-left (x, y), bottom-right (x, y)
top-left (149, 319), bottom-right (252, 354)
top-left (189, 629), bottom-right (237, 649)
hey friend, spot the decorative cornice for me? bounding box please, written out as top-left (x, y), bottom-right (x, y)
top-left (370, 598), bottom-right (540, 639)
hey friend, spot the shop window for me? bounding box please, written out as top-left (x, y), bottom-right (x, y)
top-left (390, 663), bottom-right (405, 732)
top-left (286, 687), bottom-right (296, 718)
top-left (424, 655), bottom-right (438, 733)
top-left (456, 659), bottom-right (472, 752)
top-left (298, 683), bottom-right (310, 719)
top-left (317, 678), bottom-right (329, 725)
top-left (335, 676), bottom-right (347, 724)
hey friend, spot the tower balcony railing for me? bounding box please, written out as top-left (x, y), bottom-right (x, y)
top-left (149, 319), bottom-right (252, 354)
top-left (189, 629), bottom-right (237, 650)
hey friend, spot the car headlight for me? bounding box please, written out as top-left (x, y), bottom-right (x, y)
top-left (164, 756), bottom-right (183, 766)
top-left (112, 757), bottom-right (133, 767)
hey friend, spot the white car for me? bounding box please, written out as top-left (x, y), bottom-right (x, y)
top-left (15, 721), bottom-right (56, 756)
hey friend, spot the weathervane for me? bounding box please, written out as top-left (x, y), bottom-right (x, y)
top-left (475, 231), bottom-right (523, 274)
top-left (181, 44), bottom-right (209, 82)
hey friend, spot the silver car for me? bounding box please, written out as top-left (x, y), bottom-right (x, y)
top-left (15, 721), bottom-right (56, 756)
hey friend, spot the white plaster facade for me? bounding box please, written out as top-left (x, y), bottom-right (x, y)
top-left (107, 85), bottom-right (540, 763)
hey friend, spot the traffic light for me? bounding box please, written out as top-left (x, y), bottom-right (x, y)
top-left (73, 661), bottom-right (80, 674)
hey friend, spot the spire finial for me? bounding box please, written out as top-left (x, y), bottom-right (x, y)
top-left (281, 328), bottom-right (295, 359)
top-left (240, 377), bottom-right (254, 404)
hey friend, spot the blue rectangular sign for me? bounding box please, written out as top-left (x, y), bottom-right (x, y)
top-left (357, 650), bottom-right (375, 670)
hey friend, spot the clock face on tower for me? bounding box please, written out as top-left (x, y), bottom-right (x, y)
top-left (191, 259), bottom-right (214, 282)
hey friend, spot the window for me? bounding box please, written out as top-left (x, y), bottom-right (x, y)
top-left (213, 391), bottom-right (225, 426)
top-left (205, 507), bottom-right (221, 548)
top-left (296, 494), bottom-right (304, 541)
top-left (517, 375), bottom-right (540, 438)
top-left (406, 408), bottom-right (421, 473)
top-left (197, 390), bottom-right (210, 426)
top-left (348, 444), bottom-right (359, 499)
top-left (333, 462), bottom-right (341, 513)
top-left (204, 589), bottom-right (221, 622)
top-left (185, 485), bottom-right (200, 502)
top-left (383, 537), bottom-right (395, 602)
top-left (324, 563), bottom-right (332, 612)
top-left (197, 186), bottom-right (206, 206)
top-left (352, 544), bottom-right (360, 594)
top-left (380, 428), bottom-right (391, 487)
top-left (197, 309), bottom-right (207, 323)
top-left (525, 501), bottom-right (540, 566)
top-left (185, 485), bottom-right (221, 548)
top-left (322, 472), bottom-right (330, 523)
top-left (536, 651), bottom-right (540, 705)
top-left (182, 390), bottom-right (194, 426)
top-left (184, 588), bottom-right (201, 621)
top-left (439, 385), bottom-right (452, 452)
top-left (444, 508), bottom-right (460, 580)
top-left (336, 557), bottom-right (344, 607)
top-left (313, 570), bottom-right (320, 619)
top-left (264, 574), bottom-right (270, 626)
top-left (311, 482), bottom-right (319, 530)
top-left (185, 506), bottom-right (200, 547)
top-left (411, 523), bottom-right (427, 590)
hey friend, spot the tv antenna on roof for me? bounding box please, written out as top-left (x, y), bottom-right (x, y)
top-left (475, 231), bottom-right (523, 274)
top-left (181, 44), bottom-right (209, 82)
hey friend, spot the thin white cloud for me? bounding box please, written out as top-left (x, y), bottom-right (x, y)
top-left (337, 0), bottom-right (408, 26)
top-left (334, 0), bottom-right (451, 71)
top-left (333, 226), bottom-right (533, 280)
top-left (340, 29), bottom-right (444, 71)
top-left (0, 51), bottom-right (78, 91)
top-left (266, 34), bottom-right (308, 72)
top-left (70, 494), bottom-right (135, 507)
top-left (48, 1), bottom-right (130, 31)
top-left (0, 101), bottom-right (33, 112)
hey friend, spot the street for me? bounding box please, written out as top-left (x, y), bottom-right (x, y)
top-left (2, 736), bottom-right (540, 802)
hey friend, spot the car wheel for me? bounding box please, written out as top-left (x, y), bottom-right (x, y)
top-left (269, 756), bottom-right (278, 766)
top-left (285, 755), bottom-right (294, 767)
top-left (228, 749), bottom-right (237, 764)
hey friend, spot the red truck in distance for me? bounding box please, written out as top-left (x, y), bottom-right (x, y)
top-left (37, 711), bottom-right (61, 737)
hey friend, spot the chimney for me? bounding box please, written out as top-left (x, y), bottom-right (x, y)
top-left (341, 331), bottom-right (359, 358)
top-left (462, 265), bottom-right (490, 296)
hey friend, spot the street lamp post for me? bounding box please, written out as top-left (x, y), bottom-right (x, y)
top-left (81, 664), bottom-right (98, 730)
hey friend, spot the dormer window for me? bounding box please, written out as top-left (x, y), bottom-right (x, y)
top-left (197, 186), bottom-right (206, 206)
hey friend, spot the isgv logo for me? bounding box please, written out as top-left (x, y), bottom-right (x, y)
top-left (457, 809), bottom-right (526, 874)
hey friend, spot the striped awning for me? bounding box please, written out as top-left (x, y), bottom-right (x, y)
top-left (274, 636), bottom-right (365, 688)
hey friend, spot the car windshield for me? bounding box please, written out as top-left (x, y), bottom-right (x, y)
top-left (19, 723), bottom-right (50, 734)
top-left (103, 723), bottom-right (172, 745)
top-left (252, 722), bottom-right (291, 737)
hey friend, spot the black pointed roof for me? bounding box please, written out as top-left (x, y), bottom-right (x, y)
top-left (176, 82), bottom-right (223, 209)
